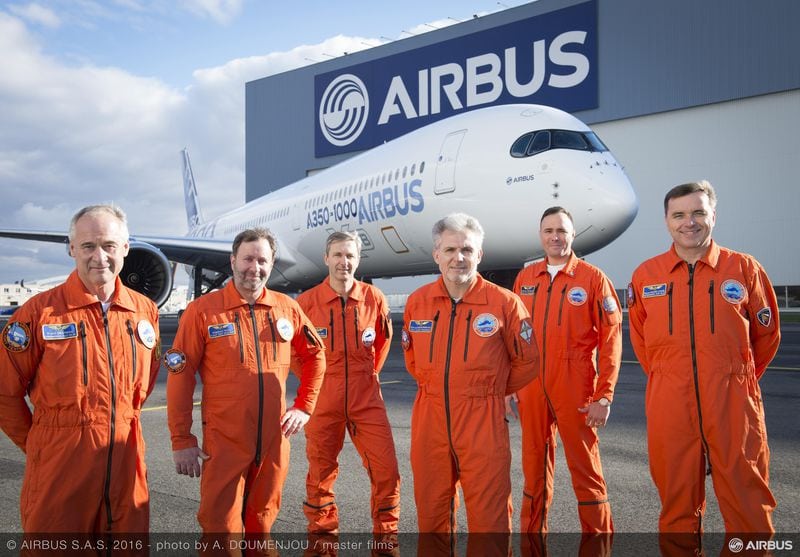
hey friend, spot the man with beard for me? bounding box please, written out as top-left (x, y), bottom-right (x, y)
top-left (166, 227), bottom-right (325, 534)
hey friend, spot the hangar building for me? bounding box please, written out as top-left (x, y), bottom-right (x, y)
top-left (245, 0), bottom-right (800, 307)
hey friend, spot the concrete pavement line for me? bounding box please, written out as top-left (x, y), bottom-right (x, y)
top-left (143, 401), bottom-right (201, 412)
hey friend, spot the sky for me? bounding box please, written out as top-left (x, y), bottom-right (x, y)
top-left (0, 0), bottom-right (519, 285)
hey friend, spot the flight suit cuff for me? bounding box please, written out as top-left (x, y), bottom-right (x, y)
top-left (171, 435), bottom-right (199, 452)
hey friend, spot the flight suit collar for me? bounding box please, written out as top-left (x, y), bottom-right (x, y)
top-left (433, 275), bottom-right (489, 305)
top-left (531, 251), bottom-right (580, 278)
top-left (318, 278), bottom-right (367, 304)
top-left (63, 270), bottom-right (138, 312)
top-left (666, 240), bottom-right (721, 273)
top-left (221, 279), bottom-right (279, 310)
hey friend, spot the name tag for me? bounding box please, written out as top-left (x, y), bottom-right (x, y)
top-left (42, 323), bottom-right (78, 340)
top-left (208, 323), bottom-right (235, 338)
top-left (642, 284), bottom-right (667, 298)
top-left (409, 320), bottom-right (433, 333)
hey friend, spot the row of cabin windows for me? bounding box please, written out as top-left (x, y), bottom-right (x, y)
top-left (304, 160), bottom-right (425, 210)
top-left (222, 206), bottom-right (289, 236)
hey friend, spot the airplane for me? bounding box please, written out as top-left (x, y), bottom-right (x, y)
top-left (0, 104), bottom-right (638, 307)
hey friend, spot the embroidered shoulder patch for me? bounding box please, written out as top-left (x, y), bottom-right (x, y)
top-left (3, 322), bottom-right (30, 352)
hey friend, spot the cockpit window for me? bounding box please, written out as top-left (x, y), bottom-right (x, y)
top-left (510, 129), bottom-right (609, 158)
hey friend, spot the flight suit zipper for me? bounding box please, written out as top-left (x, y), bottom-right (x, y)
top-left (126, 320), bottom-right (137, 383)
top-left (687, 264), bottom-right (712, 476)
top-left (328, 309), bottom-right (335, 351)
top-left (463, 309), bottom-right (473, 361)
top-left (235, 313), bottom-right (244, 362)
top-left (668, 282), bottom-right (674, 335)
top-left (353, 307), bottom-right (360, 348)
top-left (266, 312), bottom-right (277, 362)
top-left (539, 281), bottom-right (558, 531)
top-left (249, 305), bottom-right (267, 465)
top-left (443, 300), bottom-right (461, 474)
top-left (79, 321), bottom-right (88, 386)
top-left (340, 298), bottom-right (353, 433)
top-left (708, 280), bottom-right (715, 334)
top-left (527, 284), bottom-right (539, 320)
top-left (428, 311), bottom-right (440, 363)
top-left (102, 311), bottom-right (117, 530)
top-left (557, 284), bottom-right (567, 325)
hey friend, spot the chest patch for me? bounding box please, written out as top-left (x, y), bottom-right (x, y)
top-left (208, 323), bottom-right (235, 339)
top-left (3, 322), bottom-right (31, 352)
top-left (643, 283), bottom-right (667, 298)
top-left (276, 317), bottom-right (294, 341)
top-left (361, 327), bottom-right (376, 347)
top-left (137, 319), bottom-right (157, 349)
top-left (409, 320), bottom-right (433, 333)
top-left (720, 279), bottom-right (746, 304)
top-left (315, 327), bottom-right (328, 339)
top-left (42, 322), bottom-right (78, 340)
top-left (520, 285), bottom-right (537, 296)
top-left (473, 313), bottom-right (499, 337)
top-left (567, 287), bottom-right (587, 306)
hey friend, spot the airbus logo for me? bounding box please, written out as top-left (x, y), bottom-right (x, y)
top-left (319, 74), bottom-right (369, 146)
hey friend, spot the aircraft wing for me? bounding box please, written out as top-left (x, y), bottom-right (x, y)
top-left (0, 229), bottom-right (295, 277)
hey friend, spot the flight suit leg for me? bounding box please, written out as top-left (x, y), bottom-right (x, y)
top-left (348, 381), bottom-right (401, 534)
top-left (646, 373), bottom-right (707, 533)
top-left (304, 403), bottom-right (347, 533)
top-left (517, 379), bottom-right (557, 534)
top-left (244, 435), bottom-right (290, 534)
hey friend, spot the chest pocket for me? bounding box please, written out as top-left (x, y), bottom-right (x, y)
top-left (39, 320), bottom-right (87, 398)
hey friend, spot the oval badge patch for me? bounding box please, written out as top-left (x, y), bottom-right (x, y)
top-left (473, 313), bottom-right (499, 337)
top-left (3, 322), bottom-right (31, 352)
top-left (720, 279), bottom-right (746, 304)
top-left (567, 287), bottom-right (588, 306)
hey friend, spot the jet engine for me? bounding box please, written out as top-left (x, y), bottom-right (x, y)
top-left (120, 241), bottom-right (174, 307)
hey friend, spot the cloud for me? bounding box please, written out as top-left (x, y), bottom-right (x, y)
top-left (178, 0), bottom-right (243, 25)
top-left (7, 2), bottom-right (61, 28)
top-left (0, 11), bottom-right (376, 284)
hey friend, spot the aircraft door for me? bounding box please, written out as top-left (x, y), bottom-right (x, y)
top-left (434, 129), bottom-right (466, 194)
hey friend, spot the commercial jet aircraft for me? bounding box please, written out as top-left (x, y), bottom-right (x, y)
top-left (0, 104), bottom-right (638, 307)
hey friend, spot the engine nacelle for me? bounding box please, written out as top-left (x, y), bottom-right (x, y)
top-left (121, 241), bottom-right (173, 307)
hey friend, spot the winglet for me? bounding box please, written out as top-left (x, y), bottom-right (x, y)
top-left (181, 148), bottom-right (203, 231)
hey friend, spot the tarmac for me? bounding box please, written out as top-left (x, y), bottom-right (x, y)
top-left (0, 316), bottom-right (798, 553)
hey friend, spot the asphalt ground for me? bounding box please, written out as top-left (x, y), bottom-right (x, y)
top-left (0, 316), bottom-right (798, 553)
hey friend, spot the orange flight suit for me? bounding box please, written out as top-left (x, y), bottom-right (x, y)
top-left (403, 274), bottom-right (539, 533)
top-left (512, 252), bottom-right (621, 533)
top-left (0, 271), bottom-right (160, 533)
top-left (296, 280), bottom-right (401, 534)
top-left (167, 280), bottom-right (325, 533)
top-left (629, 241), bottom-right (780, 533)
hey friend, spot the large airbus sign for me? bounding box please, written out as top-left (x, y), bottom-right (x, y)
top-left (315, 0), bottom-right (597, 156)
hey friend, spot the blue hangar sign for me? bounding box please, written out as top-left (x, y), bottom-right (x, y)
top-left (315, 0), bottom-right (597, 156)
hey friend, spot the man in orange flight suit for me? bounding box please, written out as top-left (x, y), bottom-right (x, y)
top-left (506, 206), bottom-right (620, 536)
top-left (403, 213), bottom-right (539, 538)
top-left (296, 231), bottom-right (400, 536)
top-left (629, 181), bottom-right (780, 538)
top-left (166, 228), bottom-right (325, 534)
top-left (0, 205), bottom-right (160, 533)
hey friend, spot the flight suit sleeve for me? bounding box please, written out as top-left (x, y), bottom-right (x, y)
top-left (745, 258), bottom-right (781, 379)
top-left (0, 310), bottom-right (40, 453)
top-left (503, 293), bottom-right (539, 395)
top-left (166, 303), bottom-right (203, 451)
top-left (373, 290), bottom-right (393, 374)
top-left (627, 272), bottom-right (651, 375)
top-left (290, 308), bottom-right (325, 415)
top-left (593, 274), bottom-right (622, 402)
